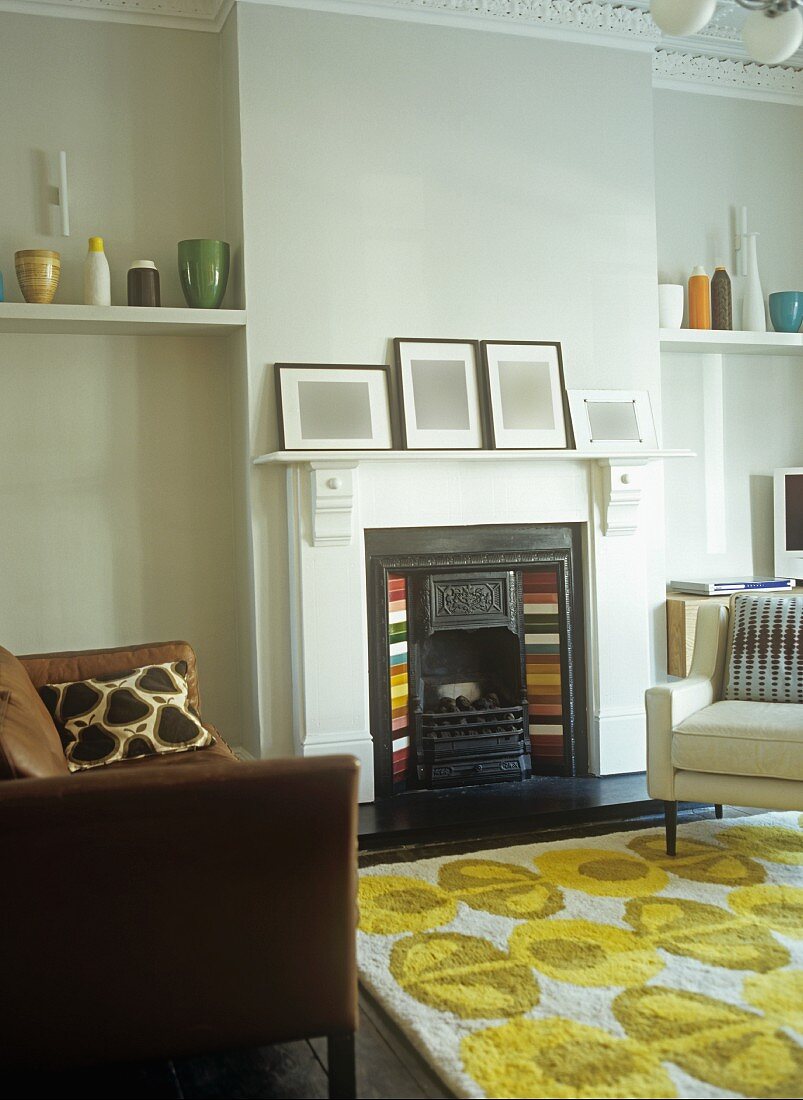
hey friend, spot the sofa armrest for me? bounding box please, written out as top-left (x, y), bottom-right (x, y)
top-left (645, 602), bottom-right (729, 800)
top-left (0, 756), bottom-right (359, 1068)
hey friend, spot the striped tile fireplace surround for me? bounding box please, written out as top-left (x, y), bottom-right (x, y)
top-left (367, 519), bottom-right (580, 796)
top-left (387, 573), bottom-right (411, 788)
top-left (380, 545), bottom-right (578, 795)
top-left (523, 570), bottom-right (564, 771)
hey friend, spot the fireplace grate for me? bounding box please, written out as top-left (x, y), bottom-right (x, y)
top-left (422, 703), bottom-right (526, 739)
top-left (417, 703), bottom-right (530, 788)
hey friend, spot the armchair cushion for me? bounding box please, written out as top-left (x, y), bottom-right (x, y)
top-left (673, 700), bottom-right (803, 781)
top-left (0, 646), bottom-right (69, 780)
top-left (723, 593), bottom-right (802, 704)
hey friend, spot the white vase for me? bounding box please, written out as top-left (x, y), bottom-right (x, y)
top-left (742, 233), bottom-right (766, 332)
top-left (658, 284), bottom-right (684, 329)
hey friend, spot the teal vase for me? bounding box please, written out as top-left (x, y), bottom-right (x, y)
top-left (178, 239), bottom-right (230, 309)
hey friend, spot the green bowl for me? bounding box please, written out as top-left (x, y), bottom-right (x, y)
top-left (178, 239), bottom-right (230, 309)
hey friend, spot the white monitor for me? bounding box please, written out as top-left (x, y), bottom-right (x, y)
top-left (774, 468), bottom-right (803, 582)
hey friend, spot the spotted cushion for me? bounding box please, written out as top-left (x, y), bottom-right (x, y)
top-left (723, 593), bottom-right (803, 704)
top-left (39, 661), bottom-right (213, 771)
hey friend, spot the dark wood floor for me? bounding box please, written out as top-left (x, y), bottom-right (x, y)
top-left (2, 802), bottom-right (759, 1100)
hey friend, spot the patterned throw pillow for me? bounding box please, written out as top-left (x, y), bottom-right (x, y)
top-left (723, 594), bottom-right (803, 704)
top-left (39, 660), bottom-right (213, 771)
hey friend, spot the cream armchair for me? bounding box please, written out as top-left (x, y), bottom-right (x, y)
top-left (646, 600), bottom-right (803, 854)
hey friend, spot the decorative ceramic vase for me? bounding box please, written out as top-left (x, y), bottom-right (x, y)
top-left (768, 291), bottom-right (803, 333)
top-left (688, 266), bottom-right (711, 329)
top-left (15, 249), bottom-right (60, 304)
top-left (742, 233), bottom-right (766, 332)
top-left (711, 266), bottom-right (733, 331)
top-left (178, 239), bottom-right (230, 309)
top-left (658, 284), bottom-right (684, 329)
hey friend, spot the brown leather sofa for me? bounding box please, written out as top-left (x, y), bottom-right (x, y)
top-left (0, 641), bottom-right (359, 1099)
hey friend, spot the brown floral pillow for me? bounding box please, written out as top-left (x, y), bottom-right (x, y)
top-left (39, 660), bottom-right (213, 771)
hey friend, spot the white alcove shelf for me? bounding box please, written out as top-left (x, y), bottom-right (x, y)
top-left (0, 303), bottom-right (247, 337)
top-left (659, 327), bottom-right (801, 559)
top-left (660, 328), bottom-right (803, 356)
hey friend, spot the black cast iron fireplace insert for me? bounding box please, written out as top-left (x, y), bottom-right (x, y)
top-left (366, 524), bottom-right (587, 799)
top-left (411, 570), bottom-right (531, 788)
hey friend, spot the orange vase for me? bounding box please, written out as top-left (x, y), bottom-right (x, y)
top-left (688, 266), bottom-right (711, 329)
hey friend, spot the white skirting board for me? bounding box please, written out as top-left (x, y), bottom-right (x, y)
top-left (591, 709), bottom-right (647, 776)
top-left (303, 735), bottom-right (375, 803)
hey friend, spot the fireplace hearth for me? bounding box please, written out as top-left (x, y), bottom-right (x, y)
top-left (366, 524), bottom-right (586, 799)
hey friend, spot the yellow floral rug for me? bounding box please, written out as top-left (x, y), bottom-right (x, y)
top-left (357, 812), bottom-right (803, 1099)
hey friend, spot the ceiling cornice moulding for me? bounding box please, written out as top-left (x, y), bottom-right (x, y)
top-left (654, 48), bottom-right (803, 105)
top-left (0, 0), bottom-right (800, 103)
top-left (0, 0), bottom-right (230, 31)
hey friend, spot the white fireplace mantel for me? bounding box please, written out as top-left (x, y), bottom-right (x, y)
top-left (255, 449), bottom-right (693, 464)
top-left (255, 449), bottom-right (693, 543)
top-left (256, 448), bottom-right (693, 802)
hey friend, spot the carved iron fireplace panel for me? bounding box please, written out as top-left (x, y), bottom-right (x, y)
top-left (367, 525), bottom-right (586, 798)
top-left (411, 574), bottom-right (530, 788)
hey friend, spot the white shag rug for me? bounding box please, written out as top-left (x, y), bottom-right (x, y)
top-left (358, 812), bottom-right (803, 1099)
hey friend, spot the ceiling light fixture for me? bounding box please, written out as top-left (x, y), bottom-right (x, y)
top-left (651, 0), bottom-right (803, 65)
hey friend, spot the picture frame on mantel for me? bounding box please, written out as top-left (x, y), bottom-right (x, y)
top-left (481, 340), bottom-right (570, 450)
top-left (566, 389), bottom-right (658, 452)
top-left (394, 338), bottom-right (485, 450)
top-left (275, 363), bottom-right (394, 451)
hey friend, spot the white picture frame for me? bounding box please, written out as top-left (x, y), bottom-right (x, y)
top-left (566, 389), bottom-right (658, 452)
top-left (275, 364), bottom-right (393, 451)
top-left (395, 338), bottom-right (484, 450)
top-left (481, 341), bottom-right (569, 449)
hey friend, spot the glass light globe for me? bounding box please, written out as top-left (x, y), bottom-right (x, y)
top-left (650, 0), bottom-right (717, 37)
top-left (742, 9), bottom-right (803, 65)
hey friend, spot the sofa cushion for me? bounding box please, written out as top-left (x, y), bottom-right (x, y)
top-left (723, 593), bottom-right (802, 704)
top-left (0, 647), bottom-right (69, 779)
top-left (673, 700), bottom-right (803, 781)
top-left (40, 661), bottom-right (214, 772)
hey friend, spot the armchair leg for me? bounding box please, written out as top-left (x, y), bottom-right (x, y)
top-left (715, 804), bottom-right (724, 819)
top-left (328, 1032), bottom-right (356, 1100)
top-left (664, 800), bottom-right (678, 856)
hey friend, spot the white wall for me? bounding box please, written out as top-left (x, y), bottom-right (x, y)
top-left (233, 4), bottom-right (666, 758)
top-left (7, 5), bottom-right (797, 765)
top-left (0, 13), bottom-right (243, 737)
top-left (655, 89), bottom-right (803, 580)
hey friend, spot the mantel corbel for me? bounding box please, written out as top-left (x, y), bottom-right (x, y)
top-left (597, 458), bottom-right (648, 537)
top-left (309, 460), bottom-right (359, 547)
